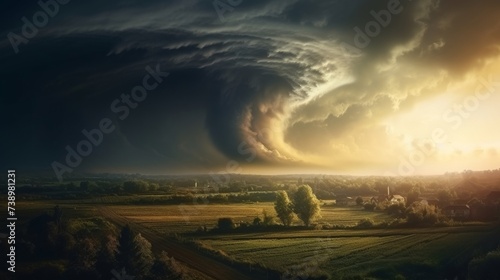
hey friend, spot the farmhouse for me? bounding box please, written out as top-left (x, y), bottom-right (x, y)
top-left (389, 195), bottom-right (405, 205)
top-left (443, 205), bottom-right (470, 219)
top-left (374, 195), bottom-right (387, 203)
top-left (371, 186), bottom-right (406, 205)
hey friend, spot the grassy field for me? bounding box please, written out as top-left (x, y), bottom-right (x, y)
top-left (100, 203), bottom-right (390, 234)
top-left (201, 228), bottom-right (499, 279)
top-left (100, 202), bottom-right (498, 279)
top-left (15, 199), bottom-right (500, 279)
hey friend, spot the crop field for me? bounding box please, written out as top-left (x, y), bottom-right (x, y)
top-left (15, 199), bottom-right (499, 279)
top-left (15, 199), bottom-right (390, 233)
top-left (97, 202), bottom-right (499, 278)
top-left (103, 203), bottom-right (276, 234)
top-left (201, 229), bottom-right (500, 279)
top-left (99, 203), bottom-right (390, 234)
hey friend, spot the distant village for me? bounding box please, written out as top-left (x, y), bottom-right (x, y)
top-left (335, 187), bottom-right (500, 221)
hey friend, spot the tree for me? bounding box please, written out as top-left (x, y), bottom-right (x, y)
top-left (217, 217), bottom-right (235, 231)
top-left (468, 248), bottom-right (500, 280)
top-left (53, 205), bottom-right (63, 233)
top-left (117, 225), bottom-right (154, 279)
top-left (72, 237), bottom-right (100, 269)
top-left (149, 183), bottom-right (160, 191)
top-left (274, 191), bottom-right (295, 226)
top-left (117, 225), bottom-right (135, 269)
top-left (123, 180), bottom-right (149, 193)
top-left (438, 189), bottom-right (455, 207)
top-left (292, 185), bottom-right (321, 227)
top-left (132, 233), bottom-right (154, 277)
top-left (262, 209), bottom-right (275, 226)
top-left (80, 181), bottom-right (98, 192)
top-left (363, 202), bottom-right (376, 211)
top-left (151, 251), bottom-right (184, 280)
top-left (406, 204), bottom-right (441, 226)
top-left (355, 196), bottom-right (364, 206)
top-left (387, 203), bottom-right (406, 218)
top-left (406, 187), bottom-right (421, 207)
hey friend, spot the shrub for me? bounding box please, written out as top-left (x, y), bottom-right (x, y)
top-left (387, 203), bottom-right (406, 218)
top-left (468, 248), bottom-right (500, 280)
top-left (355, 196), bottom-right (364, 205)
top-left (363, 202), bottom-right (376, 211)
top-left (150, 251), bottom-right (184, 280)
top-left (262, 210), bottom-right (275, 226)
top-left (406, 204), bottom-right (442, 226)
top-left (356, 218), bottom-right (375, 228)
top-left (253, 217), bottom-right (262, 226)
top-left (217, 218), bottom-right (235, 231)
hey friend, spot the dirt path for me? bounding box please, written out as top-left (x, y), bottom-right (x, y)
top-left (97, 206), bottom-right (256, 280)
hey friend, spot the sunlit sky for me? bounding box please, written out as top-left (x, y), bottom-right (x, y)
top-left (1, 0), bottom-right (499, 178)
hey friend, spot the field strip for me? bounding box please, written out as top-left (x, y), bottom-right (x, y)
top-left (198, 225), bottom-right (494, 241)
top-left (97, 205), bottom-right (256, 280)
top-left (377, 233), bottom-right (449, 259)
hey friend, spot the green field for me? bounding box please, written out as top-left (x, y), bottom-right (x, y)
top-left (92, 203), bottom-right (390, 234)
top-left (15, 200), bottom-right (500, 279)
top-left (98, 202), bottom-right (498, 279)
top-left (200, 229), bottom-right (499, 279)
top-left (71, 201), bottom-right (497, 278)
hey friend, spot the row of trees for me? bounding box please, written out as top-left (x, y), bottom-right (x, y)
top-left (274, 185), bottom-right (321, 227)
top-left (15, 206), bottom-right (183, 279)
top-left (117, 225), bottom-right (183, 279)
top-left (207, 185), bottom-right (322, 233)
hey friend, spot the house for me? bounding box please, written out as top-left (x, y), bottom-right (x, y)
top-left (371, 186), bottom-right (405, 205)
top-left (443, 205), bottom-right (471, 219)
top-left (389, 195), bottom-right (405, 205)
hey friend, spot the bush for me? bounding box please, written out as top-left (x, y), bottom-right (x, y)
top-left (468, 248), bottom-right (500, 280)
top-left (355, 196), bottom-right (364, 205)
top-left (253, 217), bottom-right (262, 226)
top-left (150, 251), bottom-right (184, 280)
top-left (217, 218), bottom-right (235, 231)
top-left (123, 180), bottom-right (149, 193)
top-left (363, 202), bottom-right (376, 211)
top-left (262, 210), bottom-right (275, 226)
top-left (406, 204), bottom-right (442, 226)
top-left (387, 203), bottom-right (406, 218)
top-left (356, 218), bottom-right (375, 228)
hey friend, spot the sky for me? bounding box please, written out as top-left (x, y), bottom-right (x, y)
top-left (1, 0), bottom-right (500, 179)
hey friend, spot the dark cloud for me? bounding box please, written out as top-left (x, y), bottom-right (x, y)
top-left (1, 0), bottom-right (499, 175)
top-left (417, 0), bottom-right (500, 75)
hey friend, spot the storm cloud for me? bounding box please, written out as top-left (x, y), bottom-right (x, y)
top-left (1, 0), bottom-right (500, 176)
